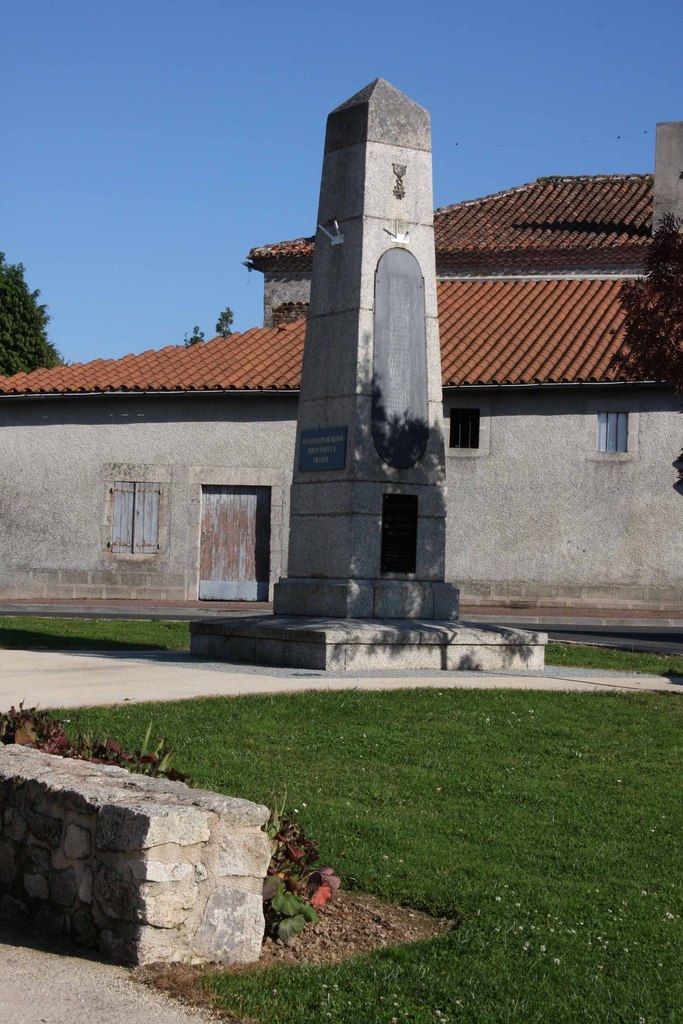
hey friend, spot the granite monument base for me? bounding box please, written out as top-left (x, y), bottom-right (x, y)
top-left (190, 616), bottom-right (547, 672)
top-left (273, 577), bottom-right (459, 620)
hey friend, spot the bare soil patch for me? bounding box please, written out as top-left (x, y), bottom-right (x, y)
top-left (136, 891), bottom-right (455, 1016)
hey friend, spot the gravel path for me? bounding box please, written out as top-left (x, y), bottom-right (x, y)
top-left (0, 920), bottom-right (214, 1024)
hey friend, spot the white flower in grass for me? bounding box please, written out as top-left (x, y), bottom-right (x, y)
top-left (553, 958), bottom-right (561, 965)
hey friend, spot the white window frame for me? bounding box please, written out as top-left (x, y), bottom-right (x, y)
top-left (597, 411), bottom-right (628, 453)
top-left (585, 400), bottom-right (638, 463)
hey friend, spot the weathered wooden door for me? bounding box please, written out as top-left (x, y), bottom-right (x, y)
top-left (199, 486), bottom-right (271, 600)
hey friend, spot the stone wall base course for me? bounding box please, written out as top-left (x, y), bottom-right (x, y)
top-left (0, 746), bottom-right (270, 965)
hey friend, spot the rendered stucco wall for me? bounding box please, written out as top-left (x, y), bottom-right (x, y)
top-left (0, 385), bottom-right (680, 609)
top-left (443, 385), bottom-right (683, 608)
top-left (0, 393), bottom-right (296, 602)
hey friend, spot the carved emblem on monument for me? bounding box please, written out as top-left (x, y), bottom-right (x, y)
top-left (392, 163), bottom-right (406, 199)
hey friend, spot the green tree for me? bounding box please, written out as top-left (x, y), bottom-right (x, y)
top-left (184, 325), bottom-right (205, 346)
top-left (215, 307), bottom-right (234, 337)
top-left (0, 253), bottom-right (62, 376)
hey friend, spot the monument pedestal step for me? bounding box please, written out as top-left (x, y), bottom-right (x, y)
top-left (273, 578), bottom-right (459, 620)
top-left (190, 616), bottom-right (547, 672)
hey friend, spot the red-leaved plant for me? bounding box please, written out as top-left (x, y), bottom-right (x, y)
top-left (0, 703), bottom-right (188, 781)
top-left (263, 796), bottom-right (341, 942)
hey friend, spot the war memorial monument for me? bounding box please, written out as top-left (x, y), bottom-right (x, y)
top-left (191, 80), bottom-right (546, 671)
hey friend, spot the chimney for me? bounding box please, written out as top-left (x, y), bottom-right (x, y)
top-left (653, 121), bottom-right (683, 230)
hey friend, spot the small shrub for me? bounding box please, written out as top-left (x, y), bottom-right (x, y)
top-left (262, 796), bottom-right (341, 941)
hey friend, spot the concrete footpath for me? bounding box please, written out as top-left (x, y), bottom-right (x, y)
top-left (0, 646), bottom-right (680, 1024)
top-left (1, 647), bottom-right (683, 710)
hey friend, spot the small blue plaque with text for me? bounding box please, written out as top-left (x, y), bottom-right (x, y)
top-left (299, 427), bottom-right (347, 471)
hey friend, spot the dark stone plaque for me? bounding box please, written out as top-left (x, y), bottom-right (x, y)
top-left (372, 248), bottom-right (428, 469)
top-left (380, 493), bottom-right (418, 574)
top-left (298, 427), bottom-right (347, 471)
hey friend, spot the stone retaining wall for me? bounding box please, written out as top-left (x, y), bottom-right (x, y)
top-left (0, 745), bottom-right (270, 965)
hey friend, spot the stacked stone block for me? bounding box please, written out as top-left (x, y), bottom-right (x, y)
top-left (0, 745), bottom-right (270, 965)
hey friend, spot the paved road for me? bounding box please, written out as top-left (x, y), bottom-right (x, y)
top-left (484, 622), bottom-right (683, 656)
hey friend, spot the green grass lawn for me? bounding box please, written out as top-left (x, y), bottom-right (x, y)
top-left (546, 640), bottom-right (683, 677)
top-left (0, 615), bottom-right (190, 651)
top-left (62, 688), bottom-right (683, 1024)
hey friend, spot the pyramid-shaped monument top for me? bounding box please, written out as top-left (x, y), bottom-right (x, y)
top-left (326, 78), bottom-right (431, 152)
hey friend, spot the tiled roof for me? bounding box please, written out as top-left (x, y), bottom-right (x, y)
top-left (0, 321), bottom-right (305, 396)
top-left (439, 278), bottom-right (627, 386)
top-left (247, 175), bottom-right (653, 272)
top-left (0, 278), bottom-right (633, 397)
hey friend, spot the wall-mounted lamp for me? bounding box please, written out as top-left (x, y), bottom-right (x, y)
top-left (318, 220), bottom-right (344, 245)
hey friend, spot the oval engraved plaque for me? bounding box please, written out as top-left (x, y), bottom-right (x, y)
top-left (372, 248), bottom-right (428, 469)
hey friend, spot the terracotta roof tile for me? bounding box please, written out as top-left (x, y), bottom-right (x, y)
top-left (0, 323), bottom-right (305, 396)
top-left (439, 278), bottom-right (627, 386)
top-left (0, 278), bottom-right (635, 397)
top-left (247, 175), bottom-right (653, 273)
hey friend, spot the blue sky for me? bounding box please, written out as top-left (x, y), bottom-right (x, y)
top-left (2, 0), bottom-right (682, 367)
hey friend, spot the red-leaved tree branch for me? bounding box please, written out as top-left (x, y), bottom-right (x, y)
top-left (613, 213), bottom-right (683, 481)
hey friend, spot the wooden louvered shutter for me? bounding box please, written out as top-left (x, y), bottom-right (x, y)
top-left (111, 482), bottom-right (135, 553)
top-left (133, 482), bottom-right (161, 553)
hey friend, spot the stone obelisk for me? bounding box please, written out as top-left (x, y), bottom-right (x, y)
top-left (191, 80), bottom-right (546, 671)
top-left (273, 78), bottom-right (459, 621)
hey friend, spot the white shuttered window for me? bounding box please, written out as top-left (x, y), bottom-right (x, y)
top-left (597, 412), bottom-right (628, 453)
top-left (111, 481), bottom-right (161, 553)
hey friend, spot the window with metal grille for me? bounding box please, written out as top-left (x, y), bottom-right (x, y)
top-left (111, 481), bottom-right (161, 553)
top-left (449, 408), bottom-right (480, 449)
top-left (597, 412), bottom-right (628, 453)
